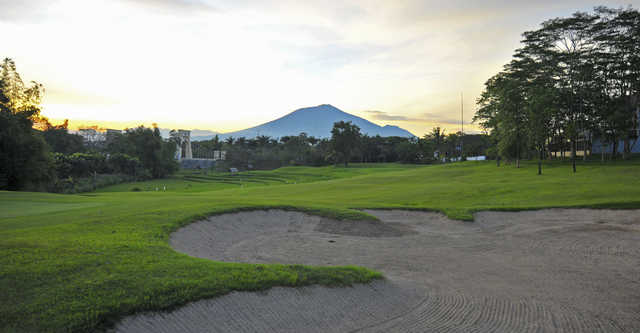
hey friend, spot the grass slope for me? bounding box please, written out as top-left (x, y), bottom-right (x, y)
top-left (1, 160), bottom-right (639, 332)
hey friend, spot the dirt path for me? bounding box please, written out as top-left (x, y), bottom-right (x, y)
top-left (115, 209), bottom-right (640, 332)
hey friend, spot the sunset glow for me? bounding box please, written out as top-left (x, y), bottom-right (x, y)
top-left (2, 0), bottom-right (636, 136)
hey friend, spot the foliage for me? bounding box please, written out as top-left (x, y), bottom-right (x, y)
top-left (0, 59), bottom-right (171, 192)
top-left (115, 126), bottom-right (178, 178)
top-left (330, 121), bottom-right (362, 167)
top-left (474, 7), bottom-right (640, 172)
top-left (107, 153), bottom-right (142, 176)
top-left (193, 129), bottom-right (491, 172)
top-left (0, 58), bottom-right (51, 190)
top-left (48, 152), bottom-right (141, 193)
top-left (0, 58), bottom-right (44, 117)
top-left (0, 111), bottom-right (52, 190)
top-left (41, 120), bottom-right (85, 154)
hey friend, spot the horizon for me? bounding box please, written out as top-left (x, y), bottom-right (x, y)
top-left (58, 104), bottom-right (428, 138)
top-left (2, 0), bottom-right (637, 137)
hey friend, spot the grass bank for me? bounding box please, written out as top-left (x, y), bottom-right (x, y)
top-left (1, 160), bottom-right (639, 332)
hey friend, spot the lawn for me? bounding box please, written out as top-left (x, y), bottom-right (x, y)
top-left (1, 160), bottom-right (639, 332)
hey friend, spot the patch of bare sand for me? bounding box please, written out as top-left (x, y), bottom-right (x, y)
top-left (115, 209), bottom-right (640, 332)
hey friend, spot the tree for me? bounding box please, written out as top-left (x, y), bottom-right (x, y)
top-left (0, 108), bottom-right (51, 190)
top-left (41, 120), bottom-right (85, 154)
top-left (475, 7), bottom-right (640, 173)
top-left (120, 125), bottom-right (178, 178)
top-left (0, 58), bottom-right (51, 190)
top-left (255, 135), bottom-right (271, 148)
top-left (0, 58), bottom-right (44, 117)
top-left (476, 69), bottom-right (528, 168)
top-left (592, 7), bottom-right (640, 159)
top-left (423, 127), bottom-right (446, 160)
top-left (526, 86), bottom-right (556, 174)
top-left (397, 138), bottom-right (421, 163)
top-left (330, 121), bottom-right (361, 167)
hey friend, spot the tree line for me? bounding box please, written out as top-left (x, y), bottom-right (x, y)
top-left (0, 58), bottom-right (178, 192)
top-left (474, 6), bottom-right (640, 174)
top-left (1, 58), bottom-right (496, 192)
top-left (196, 121), bottom-right (490, 170)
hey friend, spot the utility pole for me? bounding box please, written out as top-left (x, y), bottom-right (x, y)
top-left (461, 92), bottom-right (464, 160)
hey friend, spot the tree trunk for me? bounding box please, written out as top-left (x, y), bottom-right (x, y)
top-left (516, 136), bottom-right (520, 168)
top-left (497, 156), bottom-right (500, 167)
top-left (538, 148), bottom-right (543, 175)
top-left (571, 138), bottom-right (576, 173)
top-left (583, 136), bottom-right (588, 161)
top-left (623, 138), bottom-right (630, 160)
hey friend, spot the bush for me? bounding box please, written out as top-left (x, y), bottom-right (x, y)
top-left (68, 152), bottom-right (109, 176)
top-left (49, 173), bottom-right (134, 193)
top-left (108, 153), bottom-right (142, 176)
top-left (0, 111), bottom-right (52, 190)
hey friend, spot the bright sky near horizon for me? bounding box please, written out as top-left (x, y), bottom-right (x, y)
top-left (1, 0), bottom-right (638, 136)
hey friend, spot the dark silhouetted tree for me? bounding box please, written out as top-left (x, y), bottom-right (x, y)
top-left (330, 121), bottom-right (361, 167)
top-left (0, 58), bottom-right (51, 190)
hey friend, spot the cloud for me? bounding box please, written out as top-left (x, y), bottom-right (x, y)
top-left (117, 0), bottom-right (217, 14)
top-left (0, 0), bottom-right (59, 22)
top-left (421, 112), bottom-right (470, 126)
top-left (366, 110), bottom-right (474, 126)
top-left (5, 0), bottom-right (632, 138)
top-left (365, 110), bottom-right (420, 122)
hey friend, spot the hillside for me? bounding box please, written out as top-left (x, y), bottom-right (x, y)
top-left (197, 104), bottom-right (415, 140)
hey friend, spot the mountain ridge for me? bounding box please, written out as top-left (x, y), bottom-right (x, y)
top-left (193, 104), bottom-right (415, 141)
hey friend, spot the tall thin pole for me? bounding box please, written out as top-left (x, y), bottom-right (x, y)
top-left (461, 92), bottom-right (464, 159)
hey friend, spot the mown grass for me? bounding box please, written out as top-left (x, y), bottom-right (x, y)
top-left (1, 160), bottom-right (639, 332)
top-left (96, 164), bottom-right (420, 193)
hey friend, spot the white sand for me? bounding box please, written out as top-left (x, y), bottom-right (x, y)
top-left (115, 209), bottom-right (640, 332)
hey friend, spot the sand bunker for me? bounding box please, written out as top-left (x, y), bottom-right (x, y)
top-left (115, 209), bottom-right (640, 332)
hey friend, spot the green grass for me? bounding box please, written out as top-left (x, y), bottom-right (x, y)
top-left (2, 160), bottom-right (640, 332)
top-left (96, 164), bottom-right (419, 193)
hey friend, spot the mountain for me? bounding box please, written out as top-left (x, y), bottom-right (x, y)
top-left (212, 104), bottom-right (415, 140)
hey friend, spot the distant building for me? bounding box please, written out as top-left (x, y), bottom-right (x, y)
top-left (592, 108), bottom-right (640, 154)
top-left (214, 150), bottom-right (226, 161)
top-left (78, 128), bottom-right (104, 143)
top-left (105, 129), bottom-right (122, 137)
top-left (77, 128), bottom-right (122, 144)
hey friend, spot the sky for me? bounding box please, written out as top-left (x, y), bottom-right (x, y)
top-left (1, 0), bottom-right (638, 136)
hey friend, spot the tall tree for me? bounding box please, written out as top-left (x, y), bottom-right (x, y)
top-left (592, 7), bottom-right (640, 159)
top-left (476, 6), bottom-right (640, 172)
top-left (330, 121), bottom-right (361, 167)
top-left (476, 68), bottom-right (528, 168)
top-left (0, 58), bottom-right (51, 190)
top-left (536, 12), bottom-right (597, 172)
top-left (423, 127), bottom-right (446, 159)
top-left (0, 58), bottom-right (44, 117)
